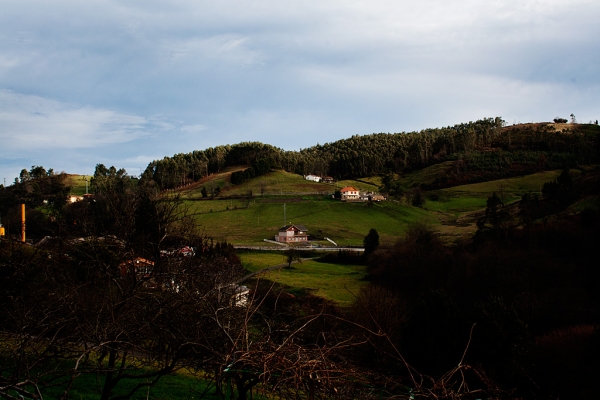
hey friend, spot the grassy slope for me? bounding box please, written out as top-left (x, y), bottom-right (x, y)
top-left (187, 168), bottom-right (571, 246)
top-left (269, 260), bottom-right (367, 306)
top-left (239, 252), bottom-right (367, 306)
top-left (41, 367), bottom-right (216, 400)
top-left (189, 197), bottom-right (435, 246)
top-left (181, 169), bottom-right (333, 198)
top-left (65, 174), bottom-right (92, 195)
top-left (64, 167), bottom-right (570, 246)
top-left (399, 161), bottom-right (455, 188)
top-left (425, 170), bottom-right (568, 212)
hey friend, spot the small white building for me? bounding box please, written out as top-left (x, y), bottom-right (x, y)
top-left (304, 175), bottom-right (322, 183)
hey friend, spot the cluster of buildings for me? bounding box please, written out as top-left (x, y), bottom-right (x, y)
top-left (120, 251), bottom-right (250, 306)
top-left (304, 175), bottom-right (334, 183)
top-left (339, 187), bottom-right (385, 202)
top-left (303, 175), bottom-right (385, 202)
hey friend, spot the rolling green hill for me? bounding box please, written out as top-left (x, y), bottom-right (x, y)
top-left (177, 167), bottom-right (583, 246)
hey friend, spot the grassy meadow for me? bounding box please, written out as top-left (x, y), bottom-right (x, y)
top-left (186, 169), bottom-right (572, 245)
top-left (239, 251), bottom-right (367, 306)
top-left (182, 169), bottom-right (333, 198)
top-left (399, 161), bottom-right (455, 188)
top-left (65, 174), bottom-right (92, 195)
top-left (35, 364), bottom-right (217, 400)
top-left (438, 169), bottom-right (568, 198)
top-left (64, 168), bottom-right (570, 247)
top-left (422, 170), bottom-right (569, 213)
top-left (188, 197), bottom-right (435, 246)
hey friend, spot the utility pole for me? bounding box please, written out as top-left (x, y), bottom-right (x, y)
top-left (21, 204), bottom-right (26, 243)
top-left (0, 213), bottom-right (5, 237)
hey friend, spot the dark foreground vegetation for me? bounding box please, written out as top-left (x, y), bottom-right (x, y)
top-left (358, 210), bottom-right (600, 398)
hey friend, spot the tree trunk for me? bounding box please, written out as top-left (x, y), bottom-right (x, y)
top-left (100, 348), bottom-right (117, 400)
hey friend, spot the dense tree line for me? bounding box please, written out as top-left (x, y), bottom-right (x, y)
top-left (1, 166), bottom-right (69, 212)
top-left (0, 166), bottom-right (70, 239)
top-left (141, 118), bottom-right (600, 191)
top-left (140, 142), bottom-right (286, 189)
top-left (90, 163), bottom-right (136, 195)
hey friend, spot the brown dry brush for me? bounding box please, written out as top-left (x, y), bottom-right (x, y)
top-left (196, 278), bottom-right (367, 400)
top-left (208, 279), bottom-right (504, 400)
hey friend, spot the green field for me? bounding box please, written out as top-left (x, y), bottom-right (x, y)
top-left (239, 252), bottom-right (367, 306)
top-left (336, 178), bottom-right (380, 191)
top-left (181, 169), bottom-right (333, 198)
top-left (189, 197), bottom-right (435, 245)
top-left (399, 161), bottom-right (455, 188)
top-left (183, 168), bottom-right (576, 246)
top-left (64, 168), bottom-right (570, 247)
top-left (65, 174), bottom-right (92, 195)
top-left (439, 169), bottom-right (570, 197)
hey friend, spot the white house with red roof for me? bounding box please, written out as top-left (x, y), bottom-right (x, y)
top-left (340, 186), bottom-right (360, 201)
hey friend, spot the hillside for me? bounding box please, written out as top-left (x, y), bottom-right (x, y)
top-left (166, 165), bottom-right (596, 246)
top-left (139, 119), bottom-right (600, 191)
top-left (3, 120), bottom-right (600, 400)
top-left (3, 119), bottom-right (599, 245)
top-left (48, 116), bottom-right (599, 247)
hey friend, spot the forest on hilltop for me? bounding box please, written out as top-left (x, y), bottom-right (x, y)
top-left (140, 117), bottom-right (600, 190)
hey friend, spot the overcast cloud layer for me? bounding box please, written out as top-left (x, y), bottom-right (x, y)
top-left (1, 0), bottom-right (599, 182)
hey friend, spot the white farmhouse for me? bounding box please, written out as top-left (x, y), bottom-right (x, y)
top-left (304, 175), bottom-right (322, 183)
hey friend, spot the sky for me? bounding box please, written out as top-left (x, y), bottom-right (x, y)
top-left (1, 0), bottom-right (599, 183)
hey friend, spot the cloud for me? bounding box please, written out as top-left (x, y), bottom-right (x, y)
top-left (0, 0), bottom-right (599, 181)
top-left (180, 124), bottom-right (208, 133)
top-left (0, 90), bottom-right (159, 155)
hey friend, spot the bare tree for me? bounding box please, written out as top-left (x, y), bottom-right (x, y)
top-left (1, 187), bottom-right (248, 399)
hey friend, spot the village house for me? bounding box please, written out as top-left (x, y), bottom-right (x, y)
top-left (275, 224), bottom-right (309, 243)
top-left (340, 186), bottom-right (360, 201)
top-left (120, 257), bottom-right (155, 279)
